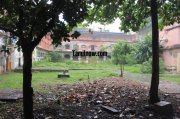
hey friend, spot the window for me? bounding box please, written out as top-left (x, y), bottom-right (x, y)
top-left (64, 54), bottom-right (70, 59)
top-left (65, 44), bottom-right (70, 49)
top-left (91, 45), bottom-right (95, 51)
top-left (73, 44), bottom-right (79, 50)
top-left (81, 45), bottom-right (86, 48)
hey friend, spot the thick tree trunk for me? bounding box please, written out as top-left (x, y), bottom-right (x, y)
top-left (149, 0), bottom-right (160, 104)
top-left (22, 47), bottom-right (34, 119)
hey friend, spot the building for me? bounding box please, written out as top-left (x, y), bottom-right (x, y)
top-left (33, 33), bottom-right (53, 61)
top-left (137, 22), bottom-right (180, 73)
top-left (159, 23), bottom-right (180, 72)
top-left (0, 31), bottom-right (53, 73)
top-left (54, 30), bottom-right (137, 62)
top-left (0, 31), bottom-right (24, 73)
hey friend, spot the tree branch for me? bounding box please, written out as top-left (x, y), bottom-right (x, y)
top-left (31, 4), bottom-right (62, 48)
top-left (0, 25), bottom-right (18, 36)
top-left (31, 16), bottom-right (55, 48)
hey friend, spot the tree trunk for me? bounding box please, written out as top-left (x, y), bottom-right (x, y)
top-left (149, 0), bottom-right (160, 104)
top-left (22, 47), bottom-right (34, 119)
top-left (120, 65), bottom-right (123, 77)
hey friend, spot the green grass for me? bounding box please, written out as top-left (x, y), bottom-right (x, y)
top-left (124, 64), bottom-right (141, 73)
top-left (32, 61), bottom-right (142, 73)
top-left (0, 70), bottom-right (118, 90)
top-left (32, 60), bottom-right (118, 69)
top-left (160, 75), bottom-right (180, 84)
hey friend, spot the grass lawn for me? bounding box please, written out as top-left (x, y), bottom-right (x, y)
top-left (32, 60), bottom-right (119, 69)
top-left (0, 70), bottom-right (118, 90)
top-left (160, 75), bottom-right (180, 84)
top-left (32, 61), bottom-right (142, 73)
top-left (124, 64), bottom-right (141, 73)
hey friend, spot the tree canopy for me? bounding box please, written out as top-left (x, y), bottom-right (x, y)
top-left (87, 0), bottom-right (180, 32)
top-left (135, 34), bottom-right (152, 63)
top-left (0, 1), bottom-right (88, 118)
top-left (112, 41), bottom-right (132, 77)
top-left (0, 0), bottom-right (87, 49)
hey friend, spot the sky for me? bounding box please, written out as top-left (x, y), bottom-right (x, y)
top-left (89, 19), bottom-right (122, 33)
top-left (59, 13), bottom-right (122, 33)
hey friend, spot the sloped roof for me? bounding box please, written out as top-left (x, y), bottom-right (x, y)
top-left (71, 31), bottom-right (137, 42)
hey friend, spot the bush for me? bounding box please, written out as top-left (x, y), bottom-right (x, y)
top-left (126, 54), bottom-right (137, 65)
top-left (140, 58), bottom-right (165, 74)
top-left (43, 54), bottom-right (51, 62)
top-left (48, 52), bottom-right (64, 62)
top-left (140, 59), bottom-right (152, 73)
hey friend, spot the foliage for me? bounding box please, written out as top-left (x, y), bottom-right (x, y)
top-left (112, 41), bottom-right (133, 65)
top-left (87, 0), bottom-right (180, 32)
top-left (43, 54), bottom-right (51, 62)
top-left (140, 58), bottom-right (165, 74)
top-left (135, 34), bottom-right (152, 63)
top-left (0, 0), bottom-right (88, 49)
top-left (48, 52), bottom-right (64, 62)
top-left (140, 58), bottom-right (152, 73)
top-left (125, 54), bottom-right (137, 65)
top-left (0, 1), bottom-right (88, 118)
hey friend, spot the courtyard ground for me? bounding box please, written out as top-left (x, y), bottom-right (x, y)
top-left (0, 77), bottom-right (179, 119)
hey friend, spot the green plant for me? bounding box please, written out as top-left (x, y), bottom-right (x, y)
top-left (49, 52), bottom-right (64, 62)
top-left (140, 59), bottom-right (152, 73)
top-left (126, 54), bottom-right (137, 65)
top-left (43, 54), bottom-right (51, 62)
top-left (141, 58), bottom-right (165, 74)
top-left (89, 56), bottom-right (98, 64)
top-left (112, 41), bottom-right (133, 77)
top-left (135, 34), bottom-right (152, 64)
top-left (65, 60), bottom-right (73, 65)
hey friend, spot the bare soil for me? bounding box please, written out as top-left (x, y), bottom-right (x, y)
top-left (0, 77), bottom-right (179, 119)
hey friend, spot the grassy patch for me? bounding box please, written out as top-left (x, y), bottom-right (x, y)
top-left (0, 70), bottom-right (118, 90)
top-left (32, 60), bottom-right (118, 69)
top-left (160, 75), bottom-right (180, 84)
top-left (124, 64), bottom-right (141, 73)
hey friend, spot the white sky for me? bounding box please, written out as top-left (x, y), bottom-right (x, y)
top-left (59, 13), bottom-right (122, 33)
top-left (89, 19), bottom-right (122, 33)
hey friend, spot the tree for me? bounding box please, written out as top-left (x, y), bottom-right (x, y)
top-left (0, 1), bottom-right (87, 118)
top-left (150, 0), bottom-right (160, 104)
top-left (87, 0), bottom-right (179, 104)
top-left (135, 34), bottom-right (152, 64)
top-left (112, 41), bottom-right (132, 77)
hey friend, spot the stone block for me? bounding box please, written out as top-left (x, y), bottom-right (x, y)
top-left (101, 105), bottom-right (119, 114)
top-left (154, 101), bottom-right (173, 118)
top-left (58, 73), bottom-right (70, 78)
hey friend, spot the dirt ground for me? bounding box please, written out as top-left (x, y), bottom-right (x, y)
top-left (0, 77), bottom-right (179, 119)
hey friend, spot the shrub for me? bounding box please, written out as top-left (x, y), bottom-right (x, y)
top-left (48, 52), bottom-right (64, 62)
top-left (126, 54), bottom-right (137, 65)
top-left (43, 54), bottom-right (51, 62)
top-left (140, 59), bottom-right (152, 73)
top-left (140, 58), bottom-right (165, 74)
